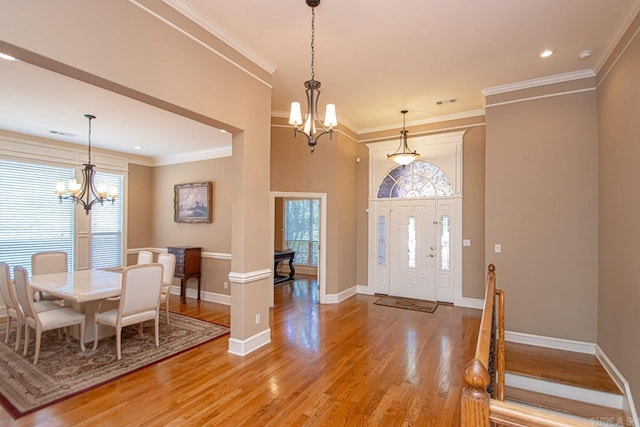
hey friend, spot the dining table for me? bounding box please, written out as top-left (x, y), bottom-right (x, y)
top-left (30, 268), bottom-right (123, 344)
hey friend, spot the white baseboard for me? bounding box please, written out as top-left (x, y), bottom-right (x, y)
top-left (506, 373), bottom-right (624, 409)
top-left (505, 331), bottom-right (597, 354)
top-left (324, 286), bottom-right (357, 304)
top-left (457, 297), bottom-right (484, 310)
top-left (596, 345), bottom-right (639, 426)
top-left (169, 285), bottom-right (231, 306)
top-left (356, 285), bottom-right (375, 295)
top-left (228, 328), bottom-right (271, 356)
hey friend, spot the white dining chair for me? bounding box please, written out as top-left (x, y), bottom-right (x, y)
top-left (137, 251), bottom-right (154, 265)
top-left (13, 266), bottom-right (86, 364)
top-left (32, 251), bottom-right (68, 301)
top-left (1, 263), bottom-right (63, 351)
top-left (92, 263), bottom-right (163, 360)
top-left (157, 253), bottom-right (176, 324)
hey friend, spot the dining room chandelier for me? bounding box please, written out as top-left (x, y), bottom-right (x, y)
top-left (55, 114), bottom-right (117, 215)
top-left (387, 110), bottom-right (420, 166)
top-left (288, 0), bottom-right (337, 153)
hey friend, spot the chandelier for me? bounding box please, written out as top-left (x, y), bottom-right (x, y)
top-left (55, 114), bottom-right (117, 214)
top-left (288, 0), bottom-right (337, 153)
top-left (387, 110), bottom-right (420, 166)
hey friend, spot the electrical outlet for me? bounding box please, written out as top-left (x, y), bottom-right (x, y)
top-left (494, 244), bottom-right (502, 253)
top-left (463, 239), bottom-right (471, 247)
top-left (255, 313), bottom-right (261, 325)
top-left (223, 281), bottom-right (228, 289)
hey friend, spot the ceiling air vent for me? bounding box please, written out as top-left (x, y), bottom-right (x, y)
top-left (49, 130), bottom-right (76, 137)
top-left (436, 98), bottom-right (458, 106)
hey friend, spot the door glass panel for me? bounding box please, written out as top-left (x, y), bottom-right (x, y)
top-left (378, 216), bottom-right (386, 265)
top-left (440, 215), bottom-right (451, 271)
top-left (408, 216), bottom-right (416, 268)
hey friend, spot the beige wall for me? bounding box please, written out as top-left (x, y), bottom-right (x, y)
top-left (127, 163), bottom-right (153, 250)
top-left (485, 80), bottom-right (599, 342)
top-left (462, 125), bottom-right (487, 299)
top-left (597, 12), bottom-right (640, 415)
top-left (271, 122), bottom-right (358, 294)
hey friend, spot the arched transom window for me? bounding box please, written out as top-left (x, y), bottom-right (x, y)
top-left (377, 161), bottom-right (453, 198)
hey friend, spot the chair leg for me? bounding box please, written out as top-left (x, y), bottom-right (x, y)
top-left (23, 325), bottom-right (30, 356)
top-left (33, 326), bottom-right (41, 365)
top-left (14, 318), bottom-right (22, 352)
top-left (79, 320), bottom-right (86, 352)
top-left (4, 316), bottom-right (10, 344)
top-left (137, 323), bottom-right (143, 337)
top-left (155, 315), bottom-right (159, 347)
top-left (116, 327), bottom-right (122, 360)
top-left (165, 297), bottom-right (170, 324)
top-left (92, 319), bottom-right (99, 352)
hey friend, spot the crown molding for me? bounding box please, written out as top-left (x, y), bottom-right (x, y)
top-left (482, 69), bottom-right (596, 96)
top-left (357, 109), bottom-right (485, 135)
top-left (153, 146), bottom-right (232, 166)
top-left (162, 0), bottom-right (277, 74)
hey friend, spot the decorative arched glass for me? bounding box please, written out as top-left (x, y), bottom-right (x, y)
top-left (377, 161), bottom-right (453, 198)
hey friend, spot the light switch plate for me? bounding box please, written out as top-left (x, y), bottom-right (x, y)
top-left (494, 244), bottom-right (502, 253)
top-left (463, 239), bottom-right (471, 247)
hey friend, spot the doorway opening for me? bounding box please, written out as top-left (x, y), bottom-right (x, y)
top-left (269, 192), bottom-right (327, 307)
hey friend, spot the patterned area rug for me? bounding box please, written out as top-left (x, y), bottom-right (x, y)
top-left (374, 296), bottom-right (438, 313)
top-left (0, 313), bottom-right (229, 418)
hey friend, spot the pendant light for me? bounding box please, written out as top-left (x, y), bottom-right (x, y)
top-left (387, 110), bottom-right (420, 166)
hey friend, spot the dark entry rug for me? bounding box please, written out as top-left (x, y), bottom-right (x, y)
top-left (374, 295), bottom-right (438, 313)
top-left (0, 313), bottom-right (229, 418)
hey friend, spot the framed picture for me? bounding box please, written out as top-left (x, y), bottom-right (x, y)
top-left (174, 182), bottom-right (212, 223)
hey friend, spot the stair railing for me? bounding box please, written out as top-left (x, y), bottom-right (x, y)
top-left (461, 265), bottom-right (593, 426)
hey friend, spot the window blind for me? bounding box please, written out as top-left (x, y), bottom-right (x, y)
top-left (0, 159), bottom-right (74, 277)
top-left (90, 171), bottom-right (124, 269)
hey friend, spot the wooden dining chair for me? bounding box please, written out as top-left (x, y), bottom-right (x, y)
top-left (157, 253), bottom-right (176, 324)
top-left (137, 250), bottom-right (154, 265)
top-left (13, 266), bottom-right (86, 364)
top-left (93, 263), bottom-right (163, 360)
top-left (32, 251), bottom-right (68, 301)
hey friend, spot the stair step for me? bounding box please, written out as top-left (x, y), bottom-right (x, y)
top-left (506, 341), bottom-right (622, 394)
top-left (506, 386), bottom-right (631, 425)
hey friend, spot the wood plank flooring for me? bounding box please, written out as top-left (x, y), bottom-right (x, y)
top-left (0, 277), bottom-right (481, 426)
top-left (505, 341), bottom-right (622, 394)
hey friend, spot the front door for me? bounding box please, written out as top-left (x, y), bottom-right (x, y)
top-left (389, 200), bottom-right (437, 300)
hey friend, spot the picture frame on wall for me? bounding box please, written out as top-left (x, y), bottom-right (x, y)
top-left (174, 182), bottom-right (212, 223)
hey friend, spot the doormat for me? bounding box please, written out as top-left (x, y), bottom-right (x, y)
top-left (0, 312), bottom-right (229, 418)
top-left (373, 296), bottom-right (438, 313)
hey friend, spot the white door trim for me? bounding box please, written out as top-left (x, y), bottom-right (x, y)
top-left (269, 191), bottom-right (327, 305)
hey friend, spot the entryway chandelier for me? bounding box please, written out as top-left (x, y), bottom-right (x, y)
top-left (387, 110), bottom-right (420, 166)
top-left (55, 114), bottom-right (117, 215)
top-left (288, 0), bottom-right (337, 153)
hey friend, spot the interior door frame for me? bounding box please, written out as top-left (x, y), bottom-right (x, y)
top-left (269, 191), bottom-right (327, 306)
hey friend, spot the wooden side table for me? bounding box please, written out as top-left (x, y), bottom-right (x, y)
top-left (167, 246), bottom-right (202, 304)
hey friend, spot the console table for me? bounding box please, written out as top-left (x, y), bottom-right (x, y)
top-left (167, 246), bottom-right (202, 303)
top-left (274, 249), bottom-right (295, 284)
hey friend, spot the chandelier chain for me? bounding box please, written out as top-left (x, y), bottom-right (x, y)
top-left (87, 115), bottom-right (92, 164)
top-left (310, 6), bottom-right (315, 81)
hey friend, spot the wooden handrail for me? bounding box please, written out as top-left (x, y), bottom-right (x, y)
top-left (462, 265), bottom-right (595, 426)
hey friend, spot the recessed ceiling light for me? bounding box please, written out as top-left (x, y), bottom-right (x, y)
top-left (133, 145), bottom-right (143, 150)
top-left (0, 52), bottom-right (18, 61)
top-left (578, 50), bottom-right (592, 59)
top-left (539, 49), bottom-right (555, 58)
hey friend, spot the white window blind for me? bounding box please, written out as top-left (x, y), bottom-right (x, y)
top-left (90, 171), bottom-right (124, 269)
top-left (0, 159), bottom-right (74, 277)
top-left (285, 199), bottom-right (319, 266)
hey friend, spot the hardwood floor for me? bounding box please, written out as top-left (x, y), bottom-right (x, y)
top-left (0, 277), bottom-right (481, 426)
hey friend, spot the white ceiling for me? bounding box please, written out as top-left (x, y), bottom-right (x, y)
top-left (1, 0), bottom-right (639, 162)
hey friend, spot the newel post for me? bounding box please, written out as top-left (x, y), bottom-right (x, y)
top-left (461, 358), bottom-right (491, 426)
